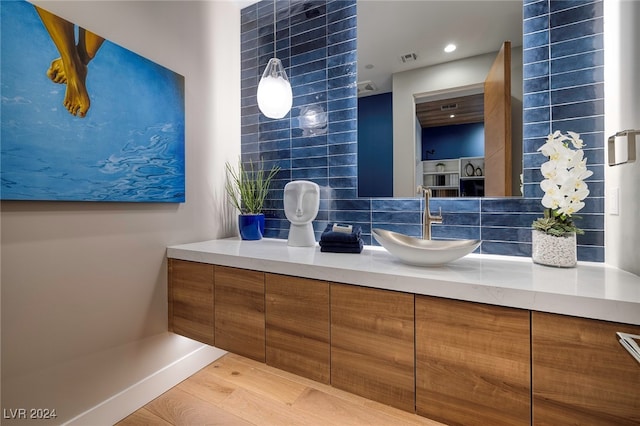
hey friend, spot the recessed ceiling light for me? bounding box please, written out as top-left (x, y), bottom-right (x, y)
top-left (444, 44), bottom-right (457, 53)
top-left (365, 64), bottom-right (374, 69)
top-left (450, 114), bottom-right (456, 118)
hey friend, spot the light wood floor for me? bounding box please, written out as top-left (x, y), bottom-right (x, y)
top-left (116, 353), bottom-right (444, 425)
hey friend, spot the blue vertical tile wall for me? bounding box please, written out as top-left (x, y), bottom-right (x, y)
top-left (241, 0), bottom-right (359, 240)
top-left (521, 0), bottom-right (605, 261)
top-left (240, 0), bottom-right (605, 262)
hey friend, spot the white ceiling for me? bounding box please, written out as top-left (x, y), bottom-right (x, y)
top-left (357, 0), bottom-right (523, 95)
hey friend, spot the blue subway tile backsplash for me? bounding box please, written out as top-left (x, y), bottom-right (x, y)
top-left (524, 0), bottom-right (550, 19)
top-left (240, 0), bottom-right (605, 262)
top-left (550, 1), bottom-right (602, 24)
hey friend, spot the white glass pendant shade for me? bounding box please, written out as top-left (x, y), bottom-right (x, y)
top-left (257, 58), bottom-right (293, 119)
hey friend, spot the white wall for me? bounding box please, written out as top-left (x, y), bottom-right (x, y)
top-left (1, 1), bottom-right (241, 423)
top-left (604, 0), bottom-right (640, 276)
top-left (392, 47), bottom-right (523, 197)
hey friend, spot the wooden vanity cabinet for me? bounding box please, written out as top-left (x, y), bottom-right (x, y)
top-left (169, 259), bottom-right (640, 425)
top-left (214, 266), bottom-right (265, 362)
top-left (330, 284), bottom-right (415, 412)
top-left (415, 296), bottom-right (531, 426)
top-left (168, 259), bottom-right (215, 345)
top-left (265, 274), bottom-right (330, 383)
top-left (532, 312), bottom-right (640, 425)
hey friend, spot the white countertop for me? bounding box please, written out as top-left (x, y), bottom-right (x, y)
top-left (167, 238), bottom-right (640, 325)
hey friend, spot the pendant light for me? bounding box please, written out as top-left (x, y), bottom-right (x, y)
top-left (257, 0), bottom-right (292, 119)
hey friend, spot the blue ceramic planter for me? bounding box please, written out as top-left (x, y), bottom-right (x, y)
top-left (238, 214), bottom-right (265, 240)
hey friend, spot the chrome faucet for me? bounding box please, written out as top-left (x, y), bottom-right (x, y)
top-left (417, 186), bottom-right (443, 240)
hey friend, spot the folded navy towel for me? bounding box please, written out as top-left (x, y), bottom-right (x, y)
top-left (319, 240), bottom-right (362, 248)
top-left (320, 224), bottom-right (362, 243)
top-left (320, 239), bottom-right (364, 253)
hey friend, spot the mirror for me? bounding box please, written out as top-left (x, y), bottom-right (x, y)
top-left (357, 1), bottom-right (523, 198)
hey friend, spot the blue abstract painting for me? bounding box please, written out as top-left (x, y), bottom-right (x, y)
top-left (1, 1), bottom-right (185, 202)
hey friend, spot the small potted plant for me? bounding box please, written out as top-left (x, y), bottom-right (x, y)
top-left (225, 158), bottom-right (280, 240)
top-left (531, 131), bottom-right (593, 267)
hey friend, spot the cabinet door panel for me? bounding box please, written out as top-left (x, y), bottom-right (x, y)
top-left (214, 266), bottom-right (265, 362)
top-left (532, 312), bottom-right (640, 425)
top-left (331, 284), bottom-right (415, 412)
top-left (416, 296), bottom-right (530, 426)
top-left (168, 259), bottom-right (214, 345)
top-left (265, 274), bottom-right (330, 383)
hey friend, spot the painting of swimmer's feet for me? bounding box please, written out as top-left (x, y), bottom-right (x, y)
top-left (1, 1), bottom-right (185, 202)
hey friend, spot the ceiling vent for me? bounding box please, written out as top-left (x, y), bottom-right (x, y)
top-left (440, 103), bottom-right (458, 111)
top-left (357, 80), bottom-right (377, 95)
top-left (400, 52), bottom-right (418, 63)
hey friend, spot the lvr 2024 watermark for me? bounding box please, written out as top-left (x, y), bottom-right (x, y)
top-left (3, 408), bottom-right (57, 420)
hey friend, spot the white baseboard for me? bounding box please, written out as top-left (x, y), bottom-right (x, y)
top-left (63, 344), bottom-right (226, 425)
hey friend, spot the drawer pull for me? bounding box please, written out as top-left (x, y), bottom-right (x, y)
top-left (617, 332), bottom-right (640, 364)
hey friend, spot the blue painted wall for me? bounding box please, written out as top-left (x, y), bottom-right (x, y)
top-left (240, 0), bottom-right (605, 262)
top-left (422, 123), bottom-right (485, 161)
top-left (358, 92), bottom-right (393, 197)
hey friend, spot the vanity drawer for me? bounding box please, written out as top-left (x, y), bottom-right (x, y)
top-left (168, 259), bottom-right (215, 346)
top-left (331, 284), bottom-right (415, 412)
top-left (416, 296), bottom-right (530, 425)
top-left (214, 266), bottom-right (265, 362)
top-left (265, 274), bottom-right (330, 383)
top-left (532, 312), bottom-right (640, 425)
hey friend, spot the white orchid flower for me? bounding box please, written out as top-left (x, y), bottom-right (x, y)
top-left (540, 161), bottom-right (557, 179)
top-left (540, 180), bottom-right (563, 209)
top-left (567, 131), bottom-right (585, 148)
top-left (573, 179), bottom-right (589, 192)
top-left (571, 162), bottom-right (593, 181)
top-left (538, 135), bottom-right (565, 157)
top-left (542, 194), bottom-right (562, 210)
top-left (570, 188), bottom-right (590, 203)
top-left (558, 201), bottom-right (585, 216)
top-left (568, 148), bottom-right (584, 165)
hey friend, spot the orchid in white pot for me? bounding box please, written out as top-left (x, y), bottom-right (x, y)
top-left (531, 131), bottom-right (593, 267)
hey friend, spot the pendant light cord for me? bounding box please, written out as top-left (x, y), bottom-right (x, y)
top-left (273, 0), bottom-right (277, 59)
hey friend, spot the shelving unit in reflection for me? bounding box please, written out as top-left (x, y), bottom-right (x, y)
top-left (422, 157), bottom-right (484, 197)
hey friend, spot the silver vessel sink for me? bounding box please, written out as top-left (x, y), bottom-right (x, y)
top-left (372, 228), bottom-right (480, 266)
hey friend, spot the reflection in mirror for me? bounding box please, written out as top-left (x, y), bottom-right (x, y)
top-left (418, 90), bottom-right (486, 197)
top-left (357, 1), bottom-right (523, 198)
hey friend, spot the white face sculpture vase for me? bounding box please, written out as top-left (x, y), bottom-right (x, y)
top-left (283, 180), bottom-right (320, 246)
